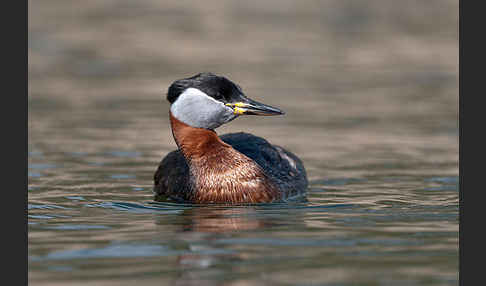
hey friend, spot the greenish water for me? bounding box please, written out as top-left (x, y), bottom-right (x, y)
top-left (29, 1), bottom-right (458, 285)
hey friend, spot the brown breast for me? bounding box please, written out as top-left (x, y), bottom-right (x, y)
top-left (170, 112), bottom-right (280, 203)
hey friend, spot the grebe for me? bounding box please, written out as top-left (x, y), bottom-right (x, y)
top-left (153, 73), bottom-right (308, 204)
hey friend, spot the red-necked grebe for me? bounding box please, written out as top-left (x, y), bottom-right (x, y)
top-left (153, 73), bottom-right (307, 203)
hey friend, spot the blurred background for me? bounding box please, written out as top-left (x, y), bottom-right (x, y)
top-left (28, 0), bottom-right (458, 159)
top-left (29, 1), bottom-right (458, 285)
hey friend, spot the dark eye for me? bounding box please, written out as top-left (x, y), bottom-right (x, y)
top-left (214, 92), bottom-right (224, 101)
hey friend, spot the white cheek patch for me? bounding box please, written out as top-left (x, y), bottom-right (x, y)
top-left (170, 88), bottom-right (237, 129)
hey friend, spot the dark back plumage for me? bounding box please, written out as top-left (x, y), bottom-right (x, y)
top-left (154, 132), bottom-right (307, 202)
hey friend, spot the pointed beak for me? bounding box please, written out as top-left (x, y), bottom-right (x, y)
top-left (225, 97), bottom-right (285, 116)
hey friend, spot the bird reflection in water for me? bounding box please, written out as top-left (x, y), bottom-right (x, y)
top-left (153, 207), bottom-right (273, 285)
top-left (179, 206), bottom-right (270, 233)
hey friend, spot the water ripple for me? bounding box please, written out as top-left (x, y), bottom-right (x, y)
top-left (45, 224), bottom-right (110, 230)
top-left (85, 201), bottom-right (185, 214)
top-left (34, 242), bottom-right (236, 261)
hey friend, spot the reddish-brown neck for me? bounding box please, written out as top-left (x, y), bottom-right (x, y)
top-left (170, 112), bottom-right (231, 160)
top-left (169, 112), bottom-right (280, 203)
